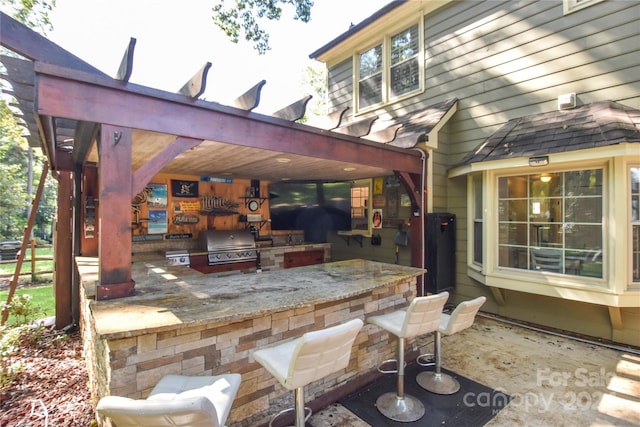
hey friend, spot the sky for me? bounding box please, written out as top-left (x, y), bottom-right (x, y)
top-left (46, 0), bottom-right (390, 114)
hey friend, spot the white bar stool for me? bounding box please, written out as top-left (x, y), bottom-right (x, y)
top-left (96, 373), bottom-right (242, 427)
top-left (253, 318), bottom-right (364, 427)
top-left (366, 292), bottom-right (449, 423)
top-left (417, 296), bottom-right (486, 394)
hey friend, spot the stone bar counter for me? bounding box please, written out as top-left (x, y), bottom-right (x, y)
top-left (78, 257), bottom-right (425, 427)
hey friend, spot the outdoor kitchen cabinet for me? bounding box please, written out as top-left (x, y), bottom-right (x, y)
top-left (283, 249), bottom-right (325, 268)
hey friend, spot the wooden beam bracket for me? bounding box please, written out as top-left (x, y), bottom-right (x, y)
top-left (272, 95), bottom-right (312, 121)
top-left (116, 37), bottom-right (136, 82)
top-left (178, 62), bottom-right (212, 98)
top-left (231, 80), bottom-right (266, 111)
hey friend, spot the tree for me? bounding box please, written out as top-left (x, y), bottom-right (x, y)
top-left (0, 101), bottom-right (30, 239)
top-left (212, 0), bottom-right (314, 54)
top-left (0, 0), bottom-right (55, 34)
top-left (1, 1), bottom-right (57, 242)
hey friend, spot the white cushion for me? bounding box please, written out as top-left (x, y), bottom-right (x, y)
top-left (253, 318), bottom-right (363, 390)
top-left (96, 373), bottom-right (241, 427)
top-left (367, 291), bottom-right (449, 339)
top-left (439, 296), bottom-right (486, 336)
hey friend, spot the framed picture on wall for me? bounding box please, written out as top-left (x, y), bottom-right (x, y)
top-left (148, 210), bottom-right (168, 234)
top-left (147, 183), bottom-right (167, 207)
top-left (171, 180), bottom-right (198, 198)
top-left (372, 209), bottom-right (383, 229)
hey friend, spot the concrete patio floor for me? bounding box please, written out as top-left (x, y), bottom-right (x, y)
top-left (309, 315), bottom-right (640, 426)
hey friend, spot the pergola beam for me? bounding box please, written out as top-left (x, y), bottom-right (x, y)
top-left (34, 64), bottom-right (423, 175)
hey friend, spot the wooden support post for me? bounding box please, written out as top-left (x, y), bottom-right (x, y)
top-left (55, 170), bottom-right (73, 328)
top-left (96, 125), bottom-right (135, 300)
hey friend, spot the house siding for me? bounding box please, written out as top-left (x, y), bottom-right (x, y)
top-left (321, 0), bottom-right (640, 346)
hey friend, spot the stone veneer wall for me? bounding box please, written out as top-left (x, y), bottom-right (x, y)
top-left (83, 276), bottom-right (419, 427)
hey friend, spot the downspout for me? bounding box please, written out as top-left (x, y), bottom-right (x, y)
top-left (412, 147), bottom-right (427, 296)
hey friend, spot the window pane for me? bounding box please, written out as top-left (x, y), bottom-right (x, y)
top-left (474, 221), bottom-right (483, 264)
top-left (565, 197), bottom-right (602, 222)
top-left (391, 25), bottom-right (419, 65)
top-left (530, 198), bottom-right (562, 223)
top-left (633, 224), bottom-right (640, 282)
top-left (531, 174), bottom-right (562, 197)
top-left (566, 250), bottom-right (603, 278)
top-left (499, 199), bottom-right (527, 221)
top-left (565, 224), bottom-right (601, 250)
top-left (390, 57), bottom-right (419, 97)
top-left (473, 176), bottom-right (483, 264)
top-left (358, 74), bottom-right (382, 109)
top-left (565, 169), bottom-right (602, 196)
top-left (499, 176), bottom-right (527, 198)
top-left (359, 45), bottom-right (382, 78)
top-left (499, 223), bottom-right (527, 245)
top-left (499, 246), bottom-right (528, 269)
top-left (530, 223), bottom-right (562, 247)
top-left (631, 168), bottom-right (639, 282)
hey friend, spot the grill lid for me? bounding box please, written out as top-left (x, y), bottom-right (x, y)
top-left (199, 230), bottom-right (256, 252)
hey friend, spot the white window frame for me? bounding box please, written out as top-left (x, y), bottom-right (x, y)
top-left (629, 164), bottom-right (640, 288)
top-left (563, 0), bottom-right (606, 15)
top-left (354, 20), bottom-right (424, 114)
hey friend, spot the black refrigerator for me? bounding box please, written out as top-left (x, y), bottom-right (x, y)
top-left (425, 213), bottom-right (456, 294)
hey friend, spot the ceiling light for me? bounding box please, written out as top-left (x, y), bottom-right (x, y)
top-left (276, 158), bottom-right (291, 163)
top-left (540, 174), bottom-right (551, 183)
top-left (343, 167), bottom-right (356, 171)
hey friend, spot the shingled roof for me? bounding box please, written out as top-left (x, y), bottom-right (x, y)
top-left (460, 101), bottom-right (640, 166)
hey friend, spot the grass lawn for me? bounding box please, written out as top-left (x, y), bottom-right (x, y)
top-left (0, 246), bottom-right (53, 282)
top-left (0, 284), bottom-right (55, 325)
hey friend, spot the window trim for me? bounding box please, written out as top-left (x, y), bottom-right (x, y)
top-left (490, 164), bottom-right (607, 282)
top-left (629, 164), bottom-right (640, 288)
top-left (563, 0), bottom-right (606, 15)
top-left (354, 20), bottom-right (424, 114)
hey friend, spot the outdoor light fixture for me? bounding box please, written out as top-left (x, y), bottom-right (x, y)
top-left (529, 156), bottom-right (549, 167)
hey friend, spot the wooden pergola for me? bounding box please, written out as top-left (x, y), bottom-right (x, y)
top-left (1, 13), bottom-right (432, 328)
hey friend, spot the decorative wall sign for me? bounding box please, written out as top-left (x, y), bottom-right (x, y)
top-left (165, 233), bottom-right (193, 240)
top-left (400, 193), bottom-right (411, 207)
top-left (200, 195), bottom-right (240, 216)
top-left (173, 213), bottom-right (200, 225)
top-left (132, 234), bottom-right (163, 242)
top-left (385, 175), bottom-right (401, 187)
top-left (148, 183), bottom-right (168, 207)
top-left (171, 180), bottom-right (199, 198)
top-left (387, 188), bottom-right (398, 218)
top-left (374, 177), bottom-right (384, 195)
top-left (201, 176), bottom-right (233, 183)
top-left (148, 210), bottom-right (168, 234)
top-left (174, 201), bottom-right (201, 212)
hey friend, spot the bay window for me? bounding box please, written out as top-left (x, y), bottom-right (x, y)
top-left (497, 169), bottom-right (603, 278)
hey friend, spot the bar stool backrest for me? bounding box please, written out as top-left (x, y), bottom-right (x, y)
top-left (400, 292), bottom-right (449, 338)
top-left (286, 318), bottom-right (364, 389)
top-left (441, 296), bottom-right (486, 336)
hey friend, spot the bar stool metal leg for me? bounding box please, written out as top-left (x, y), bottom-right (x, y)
top-left (416, 331), bottom-right (460, 394)
top-left (375, 337), bottom-right (425, 422)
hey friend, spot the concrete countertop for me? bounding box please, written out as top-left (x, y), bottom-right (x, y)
top-left (82, 258), bottom-right (425, 339)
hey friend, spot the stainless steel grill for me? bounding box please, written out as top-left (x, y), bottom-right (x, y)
top-left (198, 230), bottom-right (257, 266)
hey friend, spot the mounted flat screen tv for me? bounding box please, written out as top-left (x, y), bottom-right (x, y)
top-left (269, 181), bottom-right (351, 243)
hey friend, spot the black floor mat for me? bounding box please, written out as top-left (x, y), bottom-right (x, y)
top-left (339, 364), bottom-right (510, 426)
